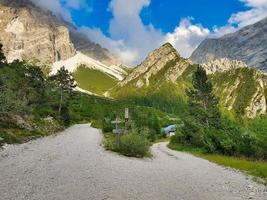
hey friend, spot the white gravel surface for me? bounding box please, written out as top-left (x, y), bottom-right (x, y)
top-left (0, 124), bottom-right (266, 200)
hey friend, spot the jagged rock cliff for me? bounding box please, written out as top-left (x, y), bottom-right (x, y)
top-left (120, 43), bottom-right (192, 88)
top-left (201, 58), bottom-right (247, 74)
top-left (0, 0), bottom-right (75, 64)
top-left (0, 0), bottom-right (119, 66)
top-left (190, 17), bottom-right (267, 71)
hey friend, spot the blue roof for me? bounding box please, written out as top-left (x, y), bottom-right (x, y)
top-left (162, 125), bottom-right (177, 134)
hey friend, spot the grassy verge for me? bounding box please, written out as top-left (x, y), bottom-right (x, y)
top-left (168, 143), bottom-right (267, 185)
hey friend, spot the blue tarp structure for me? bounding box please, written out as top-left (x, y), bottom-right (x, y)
top-left (162, 125), bottom-right (177, 134)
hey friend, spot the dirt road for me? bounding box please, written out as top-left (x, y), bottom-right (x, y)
top-left (0, 124), bottom-right (266, 200)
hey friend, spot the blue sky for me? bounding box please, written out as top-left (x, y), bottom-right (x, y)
top-left (70, 0), bottom-right (246, 35)
top-left (33, 0), bottom-right (267, 65)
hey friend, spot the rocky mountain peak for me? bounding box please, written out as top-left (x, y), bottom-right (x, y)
top-left (119, 43), bottom-right (191, 88)
top-left (190, 17), bottom-right (267, 71)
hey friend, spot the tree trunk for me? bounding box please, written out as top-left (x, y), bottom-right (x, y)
top-left (58, 87), bottom-right (63, 115)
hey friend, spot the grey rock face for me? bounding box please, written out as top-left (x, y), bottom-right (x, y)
top-left (190, 17), bottom-right (267, 71)
top-left (201, 58), bottom-right (247, 74)
top-left (0, 0), bottom-right (118, 66)
top-left (0, 1), bottom-right (76, 64)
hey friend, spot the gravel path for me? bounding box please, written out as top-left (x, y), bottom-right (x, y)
top-left (0, 124), bottom-right (266, 200)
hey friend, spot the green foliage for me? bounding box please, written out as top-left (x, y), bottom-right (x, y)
top-left (118, 133), bottom-right (150, 157)
top-left (170, 66), bottom-right (267, 160)
top-left (49, 66), bottom-right (76, 123)
top-left (105, 132), bottom-right (150, 158)
top-left (73, 65), bottom-right (118, 95)
top-left (0, 48), bottom-right (75, 143)
top-left (186, 66), bottom-right (221, 128)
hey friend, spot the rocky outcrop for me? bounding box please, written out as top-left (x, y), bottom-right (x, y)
top-left (211, 68), bottom-right (267, 118)
top-left (120, 43), bottom-right (191, 87)
top-left (201, 58), bottom-right (247, 74)
top-left (190, 17), bottom-right (267, 71)
top-left (0, 0), bottom-right (119, 66)
top-left (0, 1), bottom-right (76, 64)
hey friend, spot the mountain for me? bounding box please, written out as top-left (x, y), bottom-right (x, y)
top-left (0, 0), bottom-right (118, 66)
top-left (190, 17), bottom-right (267, 71)
top-left (112, 43), bottom-right (267, 118)
top-left (119, 43), bottom-right (192, 87)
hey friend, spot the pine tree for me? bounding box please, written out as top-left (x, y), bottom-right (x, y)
top-left (186, 66), bottom-right (220, 127)
top-left (50, 66), bottom-right (76, 115)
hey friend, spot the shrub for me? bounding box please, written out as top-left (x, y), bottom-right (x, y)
top-left (116, 132), bottom-right (150, 158)
top-left (102, 119), bottom-right (113, 133)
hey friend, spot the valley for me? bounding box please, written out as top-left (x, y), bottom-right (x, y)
top-left (0, 0), bottom-right (267, 199)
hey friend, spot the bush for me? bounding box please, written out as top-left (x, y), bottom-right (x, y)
top-left (116, 132), bottom-right (150, 158)
top-left (102, 119), bottom-right (113, 133)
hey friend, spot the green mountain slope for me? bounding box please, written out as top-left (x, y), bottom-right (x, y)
top-left (111, 43), bottom-right (267, 118)
top-left (73, 65), bottom-right (118, 95)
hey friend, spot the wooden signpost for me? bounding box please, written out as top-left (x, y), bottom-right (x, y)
top-left (112, 117), bottom-right (122, 145)
top-left (111, 108), bottom-right (130, 145)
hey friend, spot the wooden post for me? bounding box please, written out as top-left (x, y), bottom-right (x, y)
top-left (112, 117), bottom-right (122, 146)
top-left (125, 108), bottom-right (129, 134)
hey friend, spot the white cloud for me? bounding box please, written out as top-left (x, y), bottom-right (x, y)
top-left (164, 18), bottom-right (210, 58)
top-left (229, 0), bottom-right (267, 27)
top-left (107, 0), bottom-right (163, 65)
top-left (79, 0), bottom-right (209, 65)
top-left (79, 26), bottom-right (139, 65)
top-left (211, 0), bottom-right (267, 37)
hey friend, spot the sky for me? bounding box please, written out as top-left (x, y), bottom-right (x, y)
top-left (31, 0), bottom-right (267, 66)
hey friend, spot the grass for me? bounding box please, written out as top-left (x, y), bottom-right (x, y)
top-left (73, 65), bottom-right (118, 95)
top-left (168, 143), bottom-right (267, 185)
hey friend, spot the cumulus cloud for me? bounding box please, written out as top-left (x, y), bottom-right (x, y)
top-left (107, 0), bottom-right (163, 65)
top-left (212, 0), bottom-right (267, 37)
top-left (79, 26), bottom-right (140, 65)
top-left (229, 0), bottom-right (267, 27)
top-left (79, 0), bottom-right (209, 65)
top-left (164, 18), bottom-right (210, 57)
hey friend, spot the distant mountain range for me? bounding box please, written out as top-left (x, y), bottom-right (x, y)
top-left (190, 17), bottom-right (267, 71)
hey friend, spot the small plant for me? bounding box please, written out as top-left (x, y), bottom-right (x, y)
top-left (118, 132), bottom-right (150, 157)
